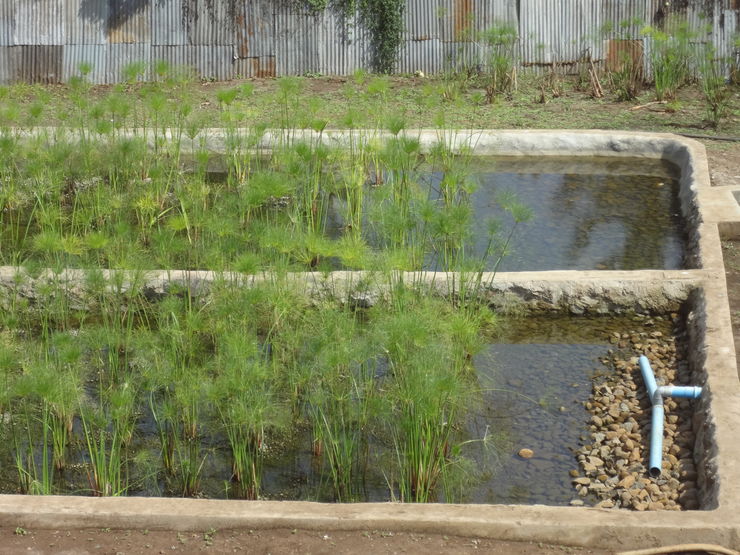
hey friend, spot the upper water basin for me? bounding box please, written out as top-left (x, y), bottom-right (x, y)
top-left (436, 156), bottom-right (685, 271)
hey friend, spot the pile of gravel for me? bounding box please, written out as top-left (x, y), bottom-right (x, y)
top-left (570, 315), bottom-right (700, 511)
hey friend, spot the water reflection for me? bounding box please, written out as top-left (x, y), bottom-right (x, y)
top-left (468, 167), bottom-right (685, 271)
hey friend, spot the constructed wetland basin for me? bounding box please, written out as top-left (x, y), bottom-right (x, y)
top-left (0, 130), bottom-right (739, 550)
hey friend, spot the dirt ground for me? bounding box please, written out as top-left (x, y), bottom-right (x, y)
top-left (0, 527), bottom-right (613, 555)
top-left (709, 142), bottom-right (740, 373)
top-left (0, 78), bottom-right (738, 554)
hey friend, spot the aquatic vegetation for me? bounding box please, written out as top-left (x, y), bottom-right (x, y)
top-left (0, 71), bottom-right (533, 502)
top-left (0, 273), bottom-right (499, 502)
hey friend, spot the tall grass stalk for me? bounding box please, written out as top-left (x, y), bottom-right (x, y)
top-left (304, 308), bottom-right (378, 501)
top-left (210, 331), bottom-right (287, 500)
top-left (13, 402), bottom-right (54, 495)
top-left (643, 18), bottom-right (696, 101)
top-left (389, 345), bottom-right (468, 502)
top-left (81, 407), bottom-right (126, 496)
top-left (699, 45), bottom-right (733, 128)
top-left (480, 22), bottom-right (518, 102)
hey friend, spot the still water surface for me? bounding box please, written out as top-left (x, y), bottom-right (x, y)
top-left (442, 157), bottom-right (685, 271)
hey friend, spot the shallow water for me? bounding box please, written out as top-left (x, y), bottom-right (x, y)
top-left (0, 314), bottom-right (673, 505)
top-left (429, 157), bottom-right (686, 271)
top-left (464, 314), bottom-right (673, 505)
top-left (200, 315), bottom-right (673, 505)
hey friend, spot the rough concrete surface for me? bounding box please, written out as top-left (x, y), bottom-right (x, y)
top-left (1, 131), bottom-right (739, 551)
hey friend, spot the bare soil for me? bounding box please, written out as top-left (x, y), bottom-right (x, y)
top-left (722, 239), bottom-right (740, 368)
top-left (708, 143), bottom-right (740, 371)
top-left (706, 143), bottom-right (740, 189)
top-left (0, 527), bottom-right (610, 555)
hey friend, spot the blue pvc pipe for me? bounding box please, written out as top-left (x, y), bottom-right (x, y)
top-left (637, 355), bottom-right (702, 478)
top-left (659, 385), bottom-right (702, 399)
top-left (649, 401), bottom-right (665, 478)
top-left (639, 355), bottom-right (658, 398)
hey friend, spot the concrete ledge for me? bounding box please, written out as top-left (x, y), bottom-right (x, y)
top-left (0, 495), bottom-right (737, 551)
top-left (0, 267), bottom-right (702, 315)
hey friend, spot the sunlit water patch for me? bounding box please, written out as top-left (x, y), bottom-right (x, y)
top-left (419, 156), bottom-right (685, 271)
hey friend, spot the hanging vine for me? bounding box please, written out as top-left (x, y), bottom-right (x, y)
top-left (303, 0), bottom-right (405, 74)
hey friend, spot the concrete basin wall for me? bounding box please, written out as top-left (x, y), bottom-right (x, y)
top-left (1, 130), bottom-right (739, 550)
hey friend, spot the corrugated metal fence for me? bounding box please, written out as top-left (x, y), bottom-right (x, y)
top-left (0, 0), bottom-right (737, 84)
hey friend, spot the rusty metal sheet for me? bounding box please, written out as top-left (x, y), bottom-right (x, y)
top-left (186, 0), bottom-right (235, 46)
top-left (106, 43), bottom-right (150, 83)
top-left (12, 45), bottom-right (63, 83)
top-left (152, 44), bottom-right (233, 80)
top-left (405, 0), bottom-right (439, 40)
top-left (0, 1), bottom-right (15, 47)
top-left (316, 8), bottom-right (363, 76)
top-left (152, 45), bottom-right (190, 74)
top-left (66, 0), bottom-right (108, 45)
top-left (154, 0), bottom-right (238, 47)
top-left (519, 0), bottom-right (556, 65)
top-left (13, 0), bottom-right (66, 45)
top-left (600, 0), bottom-right (656, 37)
top-left (0, 46), bottom-right (15, 83)
top-left (107, 0), bottom-right (151, 44)
top-left (317, 6), bottom-right (369, 75)
top-left (438, 0), bottom-right (472, 42)
top-left (234, 0), bottom-right (273, 58)
top-left (3, 0), bottom-right (738, 83)
top-left (194, 45), bottom-right (234, 80)
top-left (233, 56), bottom-right (276, 78)
top-left (605, 39), bottom-right (644, 76)
top-left (62, 44), bottom-right (108, 83)
top-left (398, 38), bottom-right (443, 74)
top-left (518, 0), bottom-right (601, 70)
top-left (438, 0), bottom-right (518, 42)
top-left (274, 10), bottom-right (320, 76)
top-left (714, 5), bottom-right (739, 60)
top-left (443, 40), bottom-right (484, 72)
top-left (152, 0), bottom-right (187, 46)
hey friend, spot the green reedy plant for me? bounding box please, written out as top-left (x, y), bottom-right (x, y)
top-left (41, 334), bottom-right (83, 471)
top-left (303, 307), bottom-right (379, 501)
top-left (600, 18), bottom-right (645, 101)
top-left (643, 17), bottom-right (696, 101)
top-left (149, 295), bottom-right (211, 495)
top-left (480, 22), bottom-right (518, 102)
top-left (13, 403), bottom-right (55, 495)
top-left (369, 293), bottom-right (488, 502)
top-left (210, 332), bottom-right (287, 499)
top-left (488, 191), bottom-right (533, 278)
top-left (608, 48), bottom-right (643, 101)
top-left (80, 403), bottom-right (126, 496)
top-left (698, 45), bottom-right (732, 128)
top-left (290, 141), bottom-right (333, 235)
top-left (367, 135), bottom-right (424, 263)
top-left (276, 77), bottom-right (303, 144)
top-left (149, 391), bottom-right (177, 477)
top-left (173, 433), bottom-right (207, 497)
top-left (387, 339), bottom-right (470, 502)
top-left (10, 375), bottom-right (55, 495)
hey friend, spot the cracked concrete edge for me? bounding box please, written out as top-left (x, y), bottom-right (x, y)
top-left (0, 495), bottom-right (737, 550)
top-left (0, 266), bottom-right (702, 315)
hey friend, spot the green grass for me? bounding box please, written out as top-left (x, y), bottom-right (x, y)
top-left (1, 72), bottom-right (738, 136)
